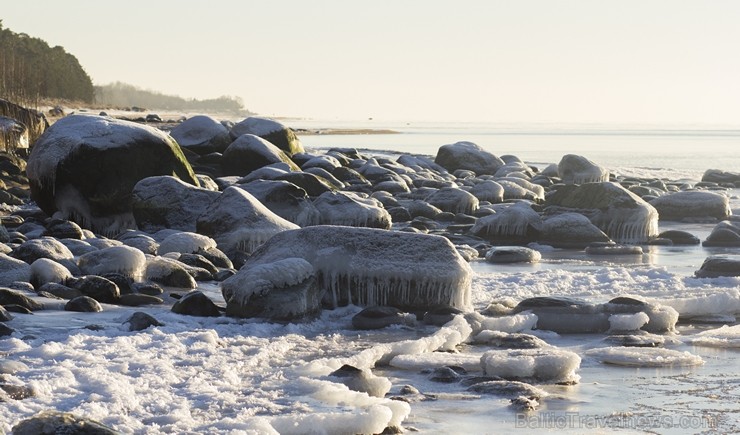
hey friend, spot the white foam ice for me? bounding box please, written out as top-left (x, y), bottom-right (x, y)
top-left (608, 312), bottom-right (650, 331)
top-left (685, 325), bottom-right (740, 348)
top-left (586, 347), bottom-right (704, 367)
top-left (481, 348), bottom-right (581, 383)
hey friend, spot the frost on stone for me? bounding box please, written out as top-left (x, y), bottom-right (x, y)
top-left (132, 176), bottom-right (220, 233)
top-left (222, 257), bottom-right (315, 306)
top-left (157, 232), bottom-right (217, 256)
top-left (558, 154), bottom-right (610, 184)
top-left (196, 186), bottom-right (299, 256)
top-left (495, 177), bottom-right (544, 202)
top-left (313, 191), bottom-right (391, 229)
top-left (539, 212), bottom-right (611, 249)
top-left (649, 190), bottom-right (730, 221)
top-left (0, 254), bottom-right (31, 286)
top-left (78, 246), bottom-right (147, 281)
top-left (481, 348), bottom-right (581, 383)
top-left (544, 182), bottom-right (659, 244)
top-left (424, 187), bottom-right (479, 214)
top-left (238, 179), bottom-right (321, 227)
top-left (471, 202), bottom-right (542, 244)
top-left (238, 226), bottom-right (472, 312)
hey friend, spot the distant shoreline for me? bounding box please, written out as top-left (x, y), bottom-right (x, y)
top-left (294, 128), bottom-right (400, 136)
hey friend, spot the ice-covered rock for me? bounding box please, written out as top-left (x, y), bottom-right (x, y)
top-left (0, 254), bottom-right (31, 286)
top-left (232, 226), bottom-right (472, 312)
top-left (26, 115), bottom-right (198, 236)
top-left (512, 296), bottom-right (677, 334)
top-left (701, 169), bottom-right (740, 185)
top-left (146, 256), bottom-right (197, 288)
top-left (545, 182), bottom-right (659, 243)
top-left (466, 380), bottom-right (547, 400)
top-left (434, 141), bottom-right (505, 176)
top-left (313, 191), bottom-right (391, 229)
top-left (29, 258), bottom-right (72, 288)
top-left (157, 232), bottom-right (217, 256)
top-left (196, 186), bottom-right (299, 257)
top-left (481, 348), bottom-right (581, 383)
top-left (221, 134), bottom-right (300, 176)
top-left (649, 190), bottom-right (730, 221)
top-left (538, 212), bottom-right (611, 248)
top-left (470, 202), bottom-right (542, 245)
top-left (132, 176), bottom-right (220, 233)
top-left (424, 187), bottom-right (479, 214)
top-left (222, 257), bottom-right (321, 321)
top-left (485, 246), bottom-right (541, 264)
top-left (327, 364), bottom-right (391, 398)
top-left (11, 237), bottom-right (75, 266)
top-left (586, 347), bottom-right (703, 367)
top-left (558, 154), bottom-right (609, 184)
top-left (470, 180), bottom-right (504, 203)
top-left (169, 115), bottom-right (231, 154)
top-left (229, 116), bottom-right (304, 156)
top-left (471, 330), bottom-right (548, 348)
top-left (239, 180), bottom-right (321, 227)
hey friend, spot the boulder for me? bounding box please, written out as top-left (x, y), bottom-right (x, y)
top-left (225, 226), bottom-right (472, 313)
top-left (425, 187), bottom-right (479, 215)
top-left (132, 175), bottom-right (220, 232)
top-left (221, 134), bottom-right (300, 177)
top-left (470, 203), bottom-right (542, 245)
top-left (703, 221), bottom-right (740, 247)
top-left (229, 116), bottom-right (304, 155)
top-left (64, 295), bottom-right (103, 312)
top-left (196, 186), bottom-right (299, 257)
top-left (485, 246), bottom-right (541, 264)
top-left (78, 245), bottom-right (147, 281)
top-left (434, 141), bottom-right (504, 176)
top-left (649, 191), bottom-right (730, 221)
top-left (470, 180), bottom-right (504, 203)
top-left (313, 191), bottom-right (391, 229)
top-left (238, 179), bottom-right (321, 226)
top-left (26, 115), bottom-right (198, 236)
top-left (171, 290), bottom-right (221, 317)
top-left (544, 182), bottom-right (659, 244)
top-left (538, 212), bottom-right (611, 248)
top-left (0, 253), bottom-right (31, 286)
top-left (169, 115), bottom-right (231, 154)
top-left (557, 154), bottom-right (609, 184)
top-left (695, 255), bottom-right (740, 278)
top-left (702, 169), bottom-right (740, 185)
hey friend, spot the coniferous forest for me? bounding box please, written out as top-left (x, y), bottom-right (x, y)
top-left (0, 20), bottom-right (95, 105)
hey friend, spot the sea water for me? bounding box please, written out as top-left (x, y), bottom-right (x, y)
top-left (2, 122), bottom-right (740, 434)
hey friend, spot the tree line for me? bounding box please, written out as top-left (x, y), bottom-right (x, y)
top-left (94, 82), bottom-right (250, 114)
top-left (0, 21), bottom-right (94, 105)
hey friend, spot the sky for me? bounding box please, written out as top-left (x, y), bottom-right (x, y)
top-left (3, 0), bottom-right (740, 124)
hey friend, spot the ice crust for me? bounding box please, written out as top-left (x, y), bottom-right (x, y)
top-left (481, 348), bottom-right (581, 383)
top-left (586, 347), bottom-right (704, 367)
top-left (235, 226), bottom-right (473, 311)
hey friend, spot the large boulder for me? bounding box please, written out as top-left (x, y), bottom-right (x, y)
top-left (557, 154), bottom-right (609, 184)
top-left (224, 226), bottom-right (472, 314)
top-left (434, 141), bottom-right (505, 176)
top-left (695, 255), bottom-right (740, 278)
top-left (132, 175), bottom-right (220, 232)
top-left (238, 179), bottom-right (321, 227)
top-left (196, 186), bottom-right (299, 257)
top-left (649, 191), bottom-right (730, 221)
top-left (169, 115), bottom-right (231, 154)
top-left (26, 115), bottom-right (198, 236)
top-left (229, 116), bottom-right (304, 156)
top-left (313, 191), bottom-right (391, 229)
top-left (221, 134), bottom-right (300, 176)
top-left (545, 182), bottom-right (659, 244)
top-left (538, 212), bottom-right (611, 249)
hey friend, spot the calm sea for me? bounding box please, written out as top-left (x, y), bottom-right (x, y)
top-left (292, 120), bottom-right (740, 181)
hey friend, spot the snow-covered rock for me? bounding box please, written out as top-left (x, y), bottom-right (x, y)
top-left (196, 186), bottom-right (299, 257)
top-left (424, 187), bottom-right (479, 214)
top-left (313, 191), bottom-right (391, 229)
top-left (434, 141), bottom-right (505, 176)
top-left (239, 180), bottom-right (321, 227)
top-left (471, 202), bottom-right (542, 245)
top-left (538, 212), bottom-right (611, 248)
top-left (132, 176), bottom-right (220, 233)
top-left (26, 115), bottom-right (199, 236)
top-left (470, 180), bottom-right (504, 203)
top-left (649, 190), bottom-right (730, 221)
top-left (227, 226), bottom-right (472, 313)
top-left (169, 115), bottom-right (231, 154)
top-left (78, 245), bottom-right (147, 281)
top-left (557, 154), bottom-right (609, 184)
top-left (157, 232), bottom-right (217, 256)
top-left (0, 254), bottom-right (31, 286)
top-left (545, 182), bottom-right (659, 244)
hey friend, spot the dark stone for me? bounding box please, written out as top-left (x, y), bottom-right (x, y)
top-left (423, 306), bottom-right (464, 326)
top-left (466, 380), bottom-right (544, 399)
top-left (171, 291), bottom-right (221, 317)
top-left (429, 366), bottom-right (464, 383)
top-left (516, 296), bottom-right (589, 309)
top-left (43, 219), bottom-right (84, 239)
top-left (4, 304), bottom-right (32, 314)
top-left (66, 276), bottom-right (120, 304)
top-left (352, 306), bottom-right (410, 330)
top-left (695, 255), bottom-right (740, 278)
top-left (275, 172), bottom-right (336, 197)
top-left (221, 134), bottom-right (299, 177)
top-left (65, 296), bottom-right (103, 312)
top-left (0, 288), bottom-right (43, 311)
top-left (657, 230), bottom-right (700, 245)
top-left (213, 269), bottom-right (236, 282)
top-left (37, 282), bottom-right (81, 300)
top-left (0, 322), bottom-right (13, 336)
top-left (0, 305), bottom-right (12, 321)
top-left (132, 282), bottom-right (164, 296)
top-left (10, 237), bottom-right (74, 264)
top-left (124, 311), bottom-right (163, 331)
top-left (118, 293), bottom-right (164, 307)
top-left (101, 273), bottom-right (133, 295)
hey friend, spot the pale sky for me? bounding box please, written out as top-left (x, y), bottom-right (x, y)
top-left (3, 1), bottom-right (740, 124)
